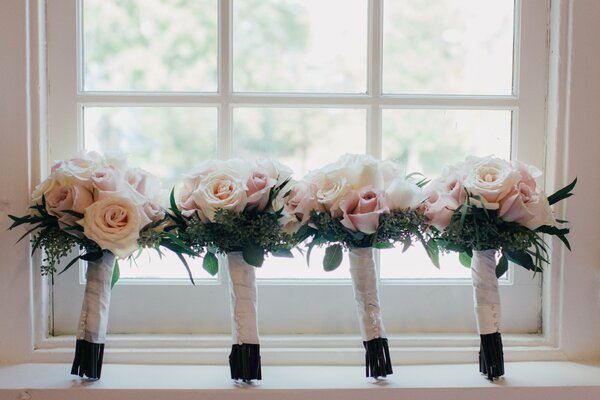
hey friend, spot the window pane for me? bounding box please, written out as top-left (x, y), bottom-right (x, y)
top-left (84, 107), bottom-right (218, 281)
top-left (233, 0), bottom-right (367, 93)
top-left (233, 107), bottom-right (366, 278)
top-left (381, 109), bottom-right (511, 279)
top-left (83, 0), bottom-right (218, 92)
top-left (383, 0), bottom-right (514, 95)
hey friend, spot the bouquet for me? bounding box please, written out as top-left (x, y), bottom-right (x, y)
top-left (298, 154), bottom-right (433, 378)
top-left (8, 151), bottom-right (194, 379)
top-left (171, 158), bottom-right (295, 382)
top-left (423, 155), bottom-right (576, 380)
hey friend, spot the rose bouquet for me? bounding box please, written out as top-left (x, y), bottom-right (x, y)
top-left (423, 155), bottom-right (576, 380)
top-left (8, 151), bottom-right (195, 379)
top-left (298, 154), bottom-right (434, 378)
top-left (170, 158), bottom-right (295, 382)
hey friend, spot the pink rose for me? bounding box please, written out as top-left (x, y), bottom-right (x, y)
top-left (422, 193), bottom-right (459, 231)
top-left (246, 170), bottom-right (277, 212)
top-left (511, 160), bottom-right (542, 191)
top-left (499, 183), bottom-right (555, 229)
top-left (143, 201), bottom-right (165, 222)
top-left (91, 166), bottom-right (121, 192)
top-left (45, 184), bottom-right (94, 226)
top-left (339, 187), bottom-right (390, 234)
top-left (125, 167), bottom-right (161, 200)
top-left (284, 181), bottom-right (317, 224)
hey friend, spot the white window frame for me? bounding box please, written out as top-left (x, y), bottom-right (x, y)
top-left (1, 0), bottom-right (580, 363)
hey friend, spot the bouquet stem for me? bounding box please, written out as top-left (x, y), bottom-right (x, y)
top-left (349, 247), bottom-right (393, 378)
top-left (71, 251), bottom-right (116, 379)
top-left (227, 252), bottom-right (261, 382)
top-left (472, 250), bottom-right (504, 380)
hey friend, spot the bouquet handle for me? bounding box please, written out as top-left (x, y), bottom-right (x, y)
top-left (349, 247), bottom-right (393, 378)
top-left (472, 249), bottom-right (504, 380)
top-left (227, 252), bottom-right (261, 382)
top-left (71, 251), bottom-right (116, 379)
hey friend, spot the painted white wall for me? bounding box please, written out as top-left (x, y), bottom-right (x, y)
top-left (0, 0), bottom-right (599, 371)
top-left (559, 0), bottom-right (600, 360)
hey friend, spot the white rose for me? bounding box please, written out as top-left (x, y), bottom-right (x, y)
top-left (78, 192), bottom-right (152, 258)
top-left (52, 151), bottom-right (104, 186)
top-left (463, 156), bottom-right (521, 209)
top-left (385, 177), bottom-right (423, 210)
top-left (311, 172), bottom-right (350, 218)
top-left (192, 171), bottom-right (248, 222)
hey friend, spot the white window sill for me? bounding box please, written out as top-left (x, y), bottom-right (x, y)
top-left (1, 362), bottom-right (599, 400)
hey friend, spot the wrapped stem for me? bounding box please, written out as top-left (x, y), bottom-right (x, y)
top-left (349, 247), bottom-right (393, 378)
top-left (471, 249), bottom-right (504, 380)
top-left (71, 251), bottom-right (116, 379)
top-left (227, 252), bottom-right (261, 382)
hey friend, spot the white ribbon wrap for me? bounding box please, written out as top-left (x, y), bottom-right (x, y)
top-left (76, 252), bottom-right (116, 343)
top-left (227, 252), bottom-right (259, 345)
top-left (471, 250), bottom-right (501, 335)
top-left (349, 247), bottom-right (386, 341)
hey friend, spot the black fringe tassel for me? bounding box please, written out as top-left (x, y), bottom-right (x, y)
top-left (363, 338), bottom-right (393, 378)
top-left (479, 332), bottom-right (504, 380)
top-left (229, 344), bottom-right (262, 382)
top-left (71, 339), bottom-right (105, 380)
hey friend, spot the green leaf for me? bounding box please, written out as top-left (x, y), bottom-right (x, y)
top-left (242, 245), bottom-right (265, 268)
top-left (58, 255), bottom-right (82, 275)
top-left (169, 188), bottom-right (182, 217)
top-left (80, 251), bottom-right (104, 262)
top-left (373, 241), bottom-right (394, 249)
top-left (174, 251), bottom-right (195, 285)
top-left (547, 177), bottom-right (577, 205)
top-left (61, 209), bottom-right (84, 219)
top-left (111, 260), bottom-right (120, 288)
top-left (202, 252), bottom-right (219, 276)
top-left (323, 244), bottom-right (343, 272)
top-left (271, 249), bottom-right (294, 258)
top-left (424, 239), bottom-right (440, 269)
top-left (459, 252), bottom-right (472, 268)
top-left (504, 250), bottom-right (540, 272)
top-left (496, 255), bottom-right (508, 278)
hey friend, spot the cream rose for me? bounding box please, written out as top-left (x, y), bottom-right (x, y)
top-left (313, 173), bottom-right (350, 218)
top-left (385, 177), bottom-right (423, 210)
top-left (339, 187), bottom-right (390, 234)
top-left (192, 171), bottom-right (248, 222)
top-left (78, 193), bottom-right (152, 258)
top-left (463, 156), bottom-right (521, 209)
top-left (45, 184), bottom-right (94, 226)
top-left (178, 160), bottom-right (225, 217)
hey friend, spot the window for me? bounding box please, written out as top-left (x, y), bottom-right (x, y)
top-left (45, 0), bottom-right (549, 348)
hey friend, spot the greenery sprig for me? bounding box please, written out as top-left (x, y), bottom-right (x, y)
top-left (301, 209), bottom-right (437, 271)
top-left (168, 185), bottom-right (295, 275)
top-left (9, 195), bottom-right (199, 286)
top-left (434, 178), bottom-right (576, 277)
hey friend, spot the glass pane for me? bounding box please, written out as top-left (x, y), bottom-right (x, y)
top-left (381, 109), bottom-right (511, 279)
top-left (84, 107), bottom-right (218, 280)
top-left (383, 0), bottom-right (514, 95)
top-left (233, 107), bottom-right (366, 278)
top-left (233, 0), bottom-right (367, 93)
top-left (83, 0), bottom-right (218, 92)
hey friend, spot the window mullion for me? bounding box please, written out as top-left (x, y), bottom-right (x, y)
top-left (218, 0), bottom-right (233, 160)
top-left (367, 0), bottom-right (382, 159)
